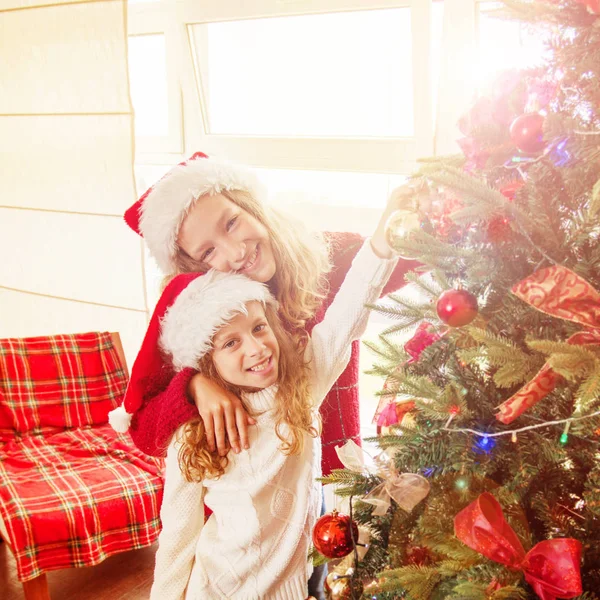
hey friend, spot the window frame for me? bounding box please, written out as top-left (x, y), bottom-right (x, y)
top-left (127, 0), bottom-right (453, 174)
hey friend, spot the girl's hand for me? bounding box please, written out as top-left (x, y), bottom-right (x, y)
top-left (188, 372), bottom-right (256, 456)
top-left (370, 181), bottom-right (424, 258)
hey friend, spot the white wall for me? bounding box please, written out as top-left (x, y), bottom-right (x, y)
top-left (0, 0), bottom-right (148, 366)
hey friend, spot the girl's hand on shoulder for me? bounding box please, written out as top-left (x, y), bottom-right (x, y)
top-left (188, 372), bottom-right (255, 456)
top-left (371, 180), bottom-right (425, 259)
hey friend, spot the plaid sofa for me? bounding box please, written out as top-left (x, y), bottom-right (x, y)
top-left (0, 332), bottom-right (163, 583)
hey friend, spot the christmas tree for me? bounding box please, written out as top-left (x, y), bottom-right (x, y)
top-left (314, 1), bottom-right (600, 598)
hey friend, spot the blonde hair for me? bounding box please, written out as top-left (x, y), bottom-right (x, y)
top-left (168, 188), bottom-right (332, 340)
top-left (177, 302), bottom-right (319, 483)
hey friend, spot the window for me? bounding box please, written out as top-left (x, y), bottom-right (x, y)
top-left (189, 10), bottom-right (414, 137)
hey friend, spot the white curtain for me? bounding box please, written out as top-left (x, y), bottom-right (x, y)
top-left (0, 0), bottom-right (148, 365)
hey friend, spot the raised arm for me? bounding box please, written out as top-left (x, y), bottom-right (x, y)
top-left (309, 241), bottom-right (397, 403)
top-left (309, 185), bottom-right (420, 402)
top-left (150, 432), bottom-right (205, 600)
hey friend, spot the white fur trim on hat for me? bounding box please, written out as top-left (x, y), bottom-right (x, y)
top-left (160, 270), bottom-right (277, 371)
top-left (139, 156), bottom-right (266, 274)
top-left (108, 404), bottom-right (133, 433)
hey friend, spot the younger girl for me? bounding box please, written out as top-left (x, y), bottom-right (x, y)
top-left (111, 231), bottom-right (398, 599)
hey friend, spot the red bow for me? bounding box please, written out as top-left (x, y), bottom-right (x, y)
top-left (454, 493), bottom-right (582, 600)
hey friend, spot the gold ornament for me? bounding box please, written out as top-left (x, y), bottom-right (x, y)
top-left (325, 568), bottom-right (364, 600)
top-left (384, 209), bottom-right (422, 259)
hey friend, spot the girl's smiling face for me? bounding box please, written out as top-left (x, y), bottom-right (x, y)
top-left (177, 193), bottom-right (277, 283)
top-left (211, 301), bottom-right (280, 390)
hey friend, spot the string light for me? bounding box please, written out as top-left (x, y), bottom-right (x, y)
top-left (560, 422), bottom-right (571, 445)
top-left (473, 434), bottom-right (496, 454)
top-left (443, 409), bottom-right (600, 440)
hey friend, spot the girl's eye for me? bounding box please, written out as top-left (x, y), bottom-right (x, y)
top-left (223, 339), bottom-right (237, 349)
top-left (226, 215), bottom-right (238, 231)
top-left (200, 247), bottom-right (214, 262)
top-left (253, 323), bottom-right (266, 333)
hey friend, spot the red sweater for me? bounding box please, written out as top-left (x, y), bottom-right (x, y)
top-left (129, 231), bottom-right (418, 475)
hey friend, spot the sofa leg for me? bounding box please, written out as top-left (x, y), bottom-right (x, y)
top-left (22, 574), bottom-right (51, 600)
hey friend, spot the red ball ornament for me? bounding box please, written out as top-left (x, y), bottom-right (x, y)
top-left (406, 545), bottom-right (434, 566)
top-left (510, 113), bottom-right (545, 154)
top-left (312, 509), bottom-right (358, 559)
top-left (436, 289), bottom-right (478, 327)
top-left (487, 215), bottom-right (512, 244)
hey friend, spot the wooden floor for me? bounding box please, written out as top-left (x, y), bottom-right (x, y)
top-left (0, 540), bottom-right (158, 600)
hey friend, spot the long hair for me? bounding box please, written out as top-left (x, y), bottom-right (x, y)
top-left (177, 302), bottom-right (319, 483)
top-left (169, 188), bottom-right (332, 339)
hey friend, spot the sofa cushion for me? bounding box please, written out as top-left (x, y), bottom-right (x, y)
top-left (0, 424), bottom-right (163, 581)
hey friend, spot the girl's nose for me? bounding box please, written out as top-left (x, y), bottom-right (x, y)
top-left (225, 240), bottom-right (247, 269)
top-left (244, 336), bottom-right (265, 357)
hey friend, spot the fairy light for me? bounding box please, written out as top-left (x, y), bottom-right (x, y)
top-left (443, 410), bottom-right (600, 440)
top-left (511, 431), bottom-right (518, 443)
top-left (560, 421), bottom-right (571, 445)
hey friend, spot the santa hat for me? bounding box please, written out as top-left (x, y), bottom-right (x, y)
top-left (124, 152), bottom-right (266, 274)
top-left (108, 270), bottom-right (276, 434)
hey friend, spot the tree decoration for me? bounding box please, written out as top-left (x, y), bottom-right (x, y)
top-left (336, 440), bottom-right (430, 516)
top-left (404, 321), bottom-right (442, 363)
top-left (384, 209), bottom-right (423, 259)
top-left (486, 215), bottom-right (512, 244)
top-left (405, 544), bottom-right (434, 566)
top-left (312, 509), bottom-right (359, 559)
top-left (510, 112), bottom-right (546, 153)
top-left (496, 265), bottom-right (600, 424)
top-left (499, 180), bottom-right (525, 201)
top-left (436, 289), bottom-right (479, 327)
top-left (324, 568), bottom-right (364, 600)
top-left (455, 493), bottom-right (583, 600)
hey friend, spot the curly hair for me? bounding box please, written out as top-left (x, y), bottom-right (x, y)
top-left (176, 302), bottom-right (319, 483)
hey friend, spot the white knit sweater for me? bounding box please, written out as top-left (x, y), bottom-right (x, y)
top-left (151, 240), bottom-right (398, 600)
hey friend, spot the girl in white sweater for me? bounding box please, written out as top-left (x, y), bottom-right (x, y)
top-left (137, 183), bottom-right (414, 598)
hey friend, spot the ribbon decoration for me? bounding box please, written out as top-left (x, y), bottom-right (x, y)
top-left (455, 493), bottom-right (582, 600)
top-left (496, 265), bottom-right (600, 424)
top-left (335, 440), bottom-right (430, 516)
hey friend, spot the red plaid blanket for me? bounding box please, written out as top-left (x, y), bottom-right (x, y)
top-left (0, 332), bottom-right (164, 581)
top-left (0, 426), bottom-right (163, 581)
top-left (0, 332), bottom-right (128, 440)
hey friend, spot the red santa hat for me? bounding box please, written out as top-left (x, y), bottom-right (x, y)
top-left (108, 269), bottom-right (276, 434)
top-left (124, 152), bottom-right (266, 274)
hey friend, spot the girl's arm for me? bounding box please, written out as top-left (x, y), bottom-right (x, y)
top-left (308, 240), bottom-right (397, 403)
top-left (309, 185), bottom-right (417, 403)
top-left (130, 368), bottom-right (198, 456)
top-left (150, 432), bottom-right (205, 600)
top-left (130, 369), bottom-right (254, 457)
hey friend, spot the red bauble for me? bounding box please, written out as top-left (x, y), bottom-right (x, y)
top-left (436, 289), bottom-right (478, 327)
top-left (510, 113), bottom-right (545, 153)
top-left (487, 215), bottom-right (512, 244)
top-left (312, 509), bottom-right (358, 559)
top-left (406, 545), bottom-right (434, 566)
top-left (499, 180), bottom-right (525, 201)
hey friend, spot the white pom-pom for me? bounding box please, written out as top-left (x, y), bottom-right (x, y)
top-left (108, 405), bottom-right (133, 433)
